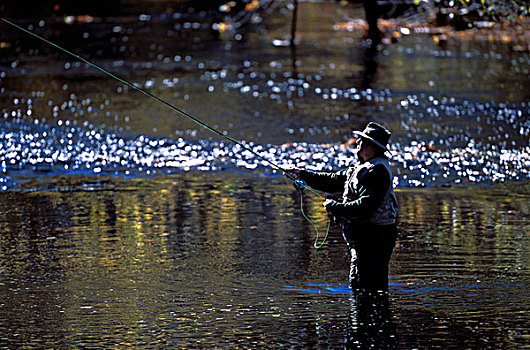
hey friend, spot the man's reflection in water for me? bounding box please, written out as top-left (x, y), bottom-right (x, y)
top-left (345, 290), bottom-right (397, 349)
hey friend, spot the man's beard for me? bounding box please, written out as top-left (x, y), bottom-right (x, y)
top-left (357, 150), bottom-right (365, 163)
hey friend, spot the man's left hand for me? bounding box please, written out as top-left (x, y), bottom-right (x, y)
top-left (323, 199), bottom-right (335, 208)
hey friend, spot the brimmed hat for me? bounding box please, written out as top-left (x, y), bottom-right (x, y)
top-left (352, 122), bottom-right (392, 153)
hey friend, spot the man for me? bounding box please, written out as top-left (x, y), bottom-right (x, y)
top-left (290, 122), bottom-right (398, 292)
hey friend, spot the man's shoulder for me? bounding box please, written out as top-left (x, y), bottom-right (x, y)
top-left (368, 163), bottom-right (390, 175)
top-left (364, 160), bottom-right (391, 180)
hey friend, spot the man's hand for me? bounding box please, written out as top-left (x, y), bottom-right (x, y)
top-left (323, 198), bottom-right (335, 208)
top-left (323, 199), bottom-right (338, 224)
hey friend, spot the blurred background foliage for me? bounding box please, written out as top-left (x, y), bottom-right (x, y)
top-left (1, 0), bottom-right (527, 25)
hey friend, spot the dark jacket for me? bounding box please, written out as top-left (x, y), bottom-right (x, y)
top-left (300, 156), bottom-right (398, 226)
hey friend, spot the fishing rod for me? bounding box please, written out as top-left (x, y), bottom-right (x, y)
top-left (1, 16), bottom-right (330, 247)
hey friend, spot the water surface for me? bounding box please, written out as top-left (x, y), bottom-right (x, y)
top-left (0, 1), bottom-right (529, 348)
top-left (0, 174), bottom-right (528, 348)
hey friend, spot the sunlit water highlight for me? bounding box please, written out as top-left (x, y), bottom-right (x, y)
top-left (1, 106), bottom-right (528, 190)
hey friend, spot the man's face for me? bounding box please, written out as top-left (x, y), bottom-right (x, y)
top-left (356, 138), bottom-right (373, 161)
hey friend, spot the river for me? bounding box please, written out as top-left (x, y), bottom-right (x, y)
top-left (0, 1), bottom-right (529, 348)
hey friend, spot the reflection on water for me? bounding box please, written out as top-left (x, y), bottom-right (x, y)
top-left (347, 291), bottom-right (396, 349)
top-left (0, 174), bottom-right (528, 348)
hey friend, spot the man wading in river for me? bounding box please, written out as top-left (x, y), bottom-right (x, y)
top-left (289, 122), bottom-right (398, 292)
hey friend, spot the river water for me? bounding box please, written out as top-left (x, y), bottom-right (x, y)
top-left (0, 1), bottom-right (529, 348)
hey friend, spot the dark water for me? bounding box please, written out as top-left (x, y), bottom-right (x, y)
top-left (0, 175), bottom-right (528, 348)
top-left (0, 1), bottom-right (529, 348)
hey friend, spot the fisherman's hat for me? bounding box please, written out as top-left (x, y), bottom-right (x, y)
top-left (353, 122), bottom-right (392, 153)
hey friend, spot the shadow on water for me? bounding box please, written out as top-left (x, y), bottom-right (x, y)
top-left (360, 46), bottom-right (379, 89)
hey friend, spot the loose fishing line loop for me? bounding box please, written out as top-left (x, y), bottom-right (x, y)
top-left (1, 16), bottom-right (331, 248)
top-left (296, 186), bottom-right (330, 248)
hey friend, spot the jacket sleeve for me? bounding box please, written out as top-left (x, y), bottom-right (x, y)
top-left (299, 169), bottom-right (347, 194)
top-left (325, 164), bottom-right (390, 219)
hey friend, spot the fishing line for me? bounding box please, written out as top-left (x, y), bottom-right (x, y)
top-left (295, 180), bottom-right (330, 248)
top-left (1, 16), bottom-right (330, 247)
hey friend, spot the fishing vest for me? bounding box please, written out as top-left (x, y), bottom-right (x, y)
top-left (343, 156), bottom-right (398, 225)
